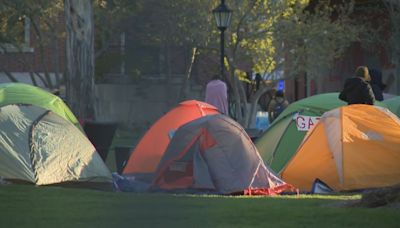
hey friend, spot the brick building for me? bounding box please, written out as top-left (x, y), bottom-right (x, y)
top-left (284, 0), bottom-right (398, 102)
top-left (0, 14), bottom-right (65, 89)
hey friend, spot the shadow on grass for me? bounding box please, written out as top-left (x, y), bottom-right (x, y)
top-left (0, 185), bottom-right (399, 228)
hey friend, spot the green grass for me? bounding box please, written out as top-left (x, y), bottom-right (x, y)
top-left (0, 185), bottom-right (399, 228)
top-left (88, 128), bottom-right (400, 227)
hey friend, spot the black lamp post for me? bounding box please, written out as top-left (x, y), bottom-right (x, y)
top-left (213, 0), bottom-right (232, 78)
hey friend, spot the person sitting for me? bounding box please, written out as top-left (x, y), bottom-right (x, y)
top-left (268, 90), bottom-right (289, 123)
top-left (339, 66), bottom-right (375, 105)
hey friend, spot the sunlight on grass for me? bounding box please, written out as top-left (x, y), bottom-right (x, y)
top-left (0, 185), bottom-right (398, 228)
top-left (179, 193), bottom-right (361, 200)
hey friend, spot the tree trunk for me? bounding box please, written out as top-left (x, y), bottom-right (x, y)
top-left (231, 71), bottom-right (243, 123)
top-left (179, 47), bottom-right (198, 101)
top-left (245, 86), bottom-right (271, 128)
top-left (238, 78), bottom-right (249, 126)
top-left (64, 0), bottom-right (95, 119)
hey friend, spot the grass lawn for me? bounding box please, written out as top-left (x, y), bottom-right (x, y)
top-left (0, 185), bottom-right (399, 228)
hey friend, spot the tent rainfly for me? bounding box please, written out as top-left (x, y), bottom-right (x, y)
top-left (281, 105), bottom-right (400, 192)
top-left (152, 114), bottom-right (295, 195)
top-left (123, 100), bottom-right (219, 179)
top-left (0, 104), bottom-right (112, 187)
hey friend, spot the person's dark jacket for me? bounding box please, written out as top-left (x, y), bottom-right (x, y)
top-left (339, 77), bottom-right (375, 105)
top-left (371, 84), bottom-right (384, 101)
top-left (369, 68), bottom-right (386, 101)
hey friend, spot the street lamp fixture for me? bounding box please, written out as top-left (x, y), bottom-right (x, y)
top-left (213, 0), bottom-right (232, 78)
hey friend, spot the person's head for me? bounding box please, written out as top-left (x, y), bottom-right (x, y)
top-left (355, 66), bottom-right (371, 81)
top-left (275, 90), bottom-right (285, 98)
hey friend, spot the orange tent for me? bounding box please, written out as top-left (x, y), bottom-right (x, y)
top-left (123, 100), bottom-right (219, 177)
top-left (281, 105), bottom-right (400, 192)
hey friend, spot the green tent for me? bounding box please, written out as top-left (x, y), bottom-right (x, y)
top-left (255, 92), bottom-right (388, 174)
top-left (0, 104), bottom-right (112, 186)
top-left (0, 83), bottom-right (80, 129)
top-left (383, 96), bottom-right (400, 118)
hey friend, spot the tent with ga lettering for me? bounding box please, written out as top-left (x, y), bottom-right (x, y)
top-left (255, 93), bottom-right (387, 174)
top-left (281, 105), bottom-right (400, 192)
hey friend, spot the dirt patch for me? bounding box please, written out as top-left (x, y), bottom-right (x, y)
top-left (343, 185), bottom-right (400, 208)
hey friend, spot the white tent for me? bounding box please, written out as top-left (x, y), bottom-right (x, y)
top-left (0, 104), bottom-right (112, 186)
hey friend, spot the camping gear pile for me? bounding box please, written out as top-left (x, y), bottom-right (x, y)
top-left (2, 83), bottom-right (400, 196)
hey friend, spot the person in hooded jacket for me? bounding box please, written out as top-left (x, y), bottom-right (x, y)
top-left (205, 74), bottom-right (229, 115)
top-left (268, 90), bottom-right (289, 123)
top-left (339, 66), bottom-right (375, 105)
top-left (369, 68), bottom-right (386, 101)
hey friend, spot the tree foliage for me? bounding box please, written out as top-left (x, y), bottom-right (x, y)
top-left (0, 0), bottom-right (64, 89)
top-left (222, 0), bottom-right (361, 124)
top-left (91, 0), bottom-right (363, 125)
top-left (382, 0), bottom-right (400, 91)
top-left (0, 0), bottom-right (375, 124)
top-left (93, 0), bottom-right (141, 58)
top-left (276, 1), bottom-right (362, 94)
